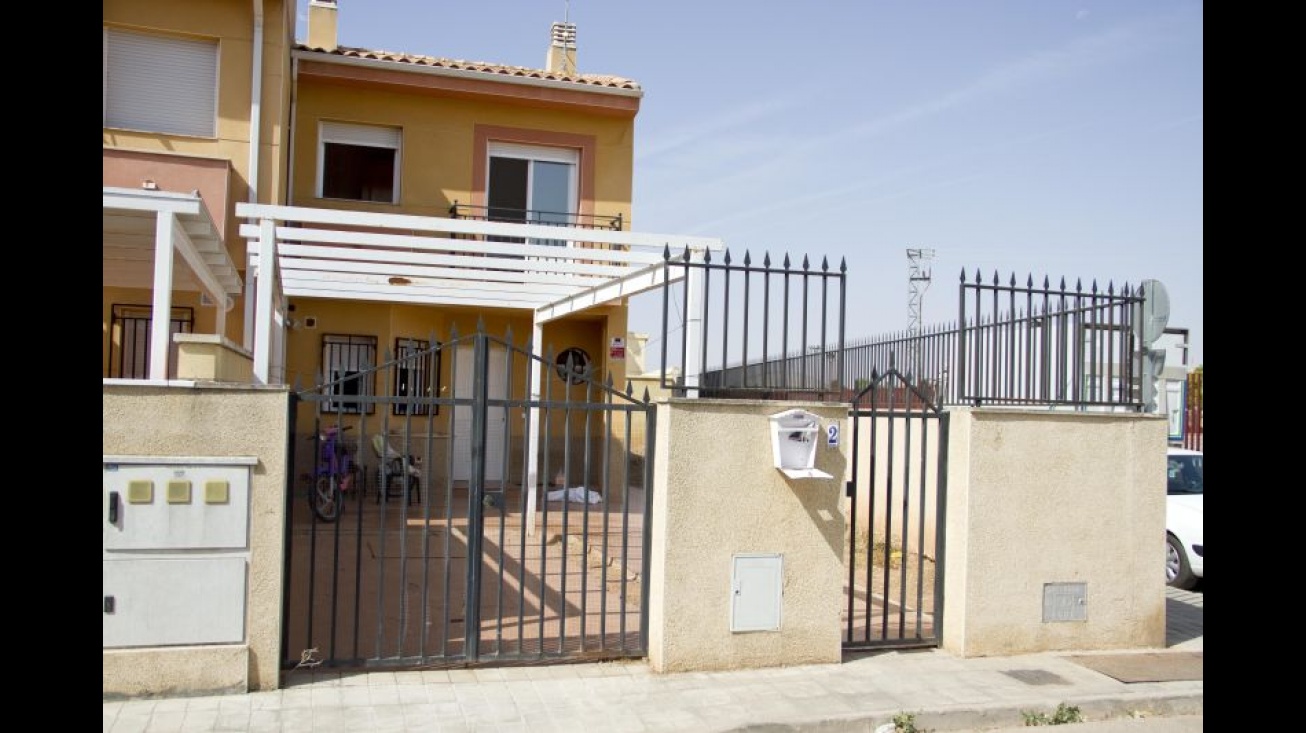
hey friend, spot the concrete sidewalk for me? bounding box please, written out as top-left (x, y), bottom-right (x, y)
top-left (102, 587), bottom-right (1202, 732)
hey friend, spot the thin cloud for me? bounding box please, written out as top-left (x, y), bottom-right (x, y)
top-left (645, 13), bottom-right (1184, 228)
top-left (1076, 9), bottom-right (1091, 21)
top-left (636, 96), bottom-right (807, 165)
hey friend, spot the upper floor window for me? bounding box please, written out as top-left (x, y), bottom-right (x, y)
top-left (318, 121), bottom-right (401, 203)
top-left (103, 28), bottom-right (218, 138)
top-left (487, 142), bottom-right (578, 245)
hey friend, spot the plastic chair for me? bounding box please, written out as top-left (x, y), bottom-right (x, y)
top-left (371, 434), bottom-right (422, 505)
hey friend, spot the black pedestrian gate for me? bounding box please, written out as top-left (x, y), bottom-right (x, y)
top-left (282, 326), bottom-right (655, 672)
top-left (844, 360), bottom-right (948, 650)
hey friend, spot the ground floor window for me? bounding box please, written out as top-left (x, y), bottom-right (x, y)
top-left (107, 304), bottom-right (194, 379)
top-left (321, 334), bottom-right (377, 414)
top-left (393, 337), bottom-right (439, 415)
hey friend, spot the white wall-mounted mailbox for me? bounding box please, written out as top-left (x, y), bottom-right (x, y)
top-left (768, 409), bottom-right (832, 479)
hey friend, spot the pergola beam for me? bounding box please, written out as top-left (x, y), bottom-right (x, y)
top-left (535, 262), bottom-right (685, 323)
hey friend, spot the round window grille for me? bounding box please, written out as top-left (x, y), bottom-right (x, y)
top-left (554, 347), bottom-right (592, 385)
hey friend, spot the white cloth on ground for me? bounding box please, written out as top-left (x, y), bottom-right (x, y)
top-left (546, 487), bottom-right (602, 504)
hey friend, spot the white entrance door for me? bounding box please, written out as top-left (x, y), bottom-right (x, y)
top-left (452, 345), bottom-right (507, 483)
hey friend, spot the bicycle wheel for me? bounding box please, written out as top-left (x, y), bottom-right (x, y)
top-left (310, 474), bottom-right (344, 522)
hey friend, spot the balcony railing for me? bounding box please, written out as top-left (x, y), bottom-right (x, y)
top-left (448, 202), bottom-right (623, 232)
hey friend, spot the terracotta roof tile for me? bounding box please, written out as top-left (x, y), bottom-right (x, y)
top-left (297, 44), bottom-right (641, 91)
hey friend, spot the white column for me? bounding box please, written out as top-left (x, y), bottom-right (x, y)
top-left (215, 297), bottom-right (227, 336)
top-left (149, 212), bottom-right (177, 381)
top-left (524, 318), bottom-right (545, 536)
top-left (253, 218), bottom-right (276, 385)
top-left (243, 250), bottom-right (256, 352)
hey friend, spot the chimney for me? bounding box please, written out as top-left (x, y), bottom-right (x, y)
top-left (546, 21), bottom-right (577, 75)
top-left (307, 0), bottom-right (338, 51)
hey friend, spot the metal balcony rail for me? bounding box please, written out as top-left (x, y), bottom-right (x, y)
top-left (448, 202), bottom-right (623, 231)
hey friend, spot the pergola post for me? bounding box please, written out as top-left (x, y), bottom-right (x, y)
top-left (524, 318), bottom-right (545, 536)
top-left (149, 212), bottom-right (177, 381)
top-left (253, 217), bottom-right (276, 385)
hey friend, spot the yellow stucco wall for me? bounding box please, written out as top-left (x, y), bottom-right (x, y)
top-left (289, 74), bottom-right (634, 223)
top-left (282, 299), bottom-right (632, 488)
top-left (103, 0), bottom-right (293, 210)
top-left (649, 400), bottom-right (849, 672)
top-left (940, 409), bottom-right (1169, 657)
top-left (103, 0), bottom-right (294, 351)
top-left (103, 288), bottom-right (211, 379)
top-left (103, 384), bottom-right (290, 696)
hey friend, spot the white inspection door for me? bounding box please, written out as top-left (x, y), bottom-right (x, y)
top-left (452, 346), bottom-right (507, 483)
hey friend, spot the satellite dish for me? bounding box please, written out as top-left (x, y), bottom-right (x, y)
top-left (1138, 279), bottom-right (1170, 345)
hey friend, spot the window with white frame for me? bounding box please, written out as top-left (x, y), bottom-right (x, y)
top-left (103, 28), bottom-right (218, 137)
top-left (487, 142), bottom-right (579, 246)
top-left (318, 121), bottom-right (402, 203)
top-left (321, 334), bottom-right (377, 414)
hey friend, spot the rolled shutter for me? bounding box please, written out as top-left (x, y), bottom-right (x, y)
top-left (321, 121), bottom-right (401, 149)
top-left (104, 28), bottom-right (218, 138)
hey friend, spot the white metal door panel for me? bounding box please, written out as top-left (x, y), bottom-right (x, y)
top-left (103, 556), bottom-right (247, 648)
top-left (452, 346), bottom-right (506, 483)
top-left (103, 463), bottom-right (250, 552)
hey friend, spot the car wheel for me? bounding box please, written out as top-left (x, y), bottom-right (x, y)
top-left (1166, 533), bottom-right (1197, 590)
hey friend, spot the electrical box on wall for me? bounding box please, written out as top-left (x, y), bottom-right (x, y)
top-left (103, 456), bottom-right (257, 649)
top-left (768, 409), bottom-right (832, 479)
top-left (731, 553), bottom-right (783, 632)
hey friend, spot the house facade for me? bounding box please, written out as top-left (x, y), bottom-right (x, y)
top-left (103, 0), bottom-right (294, 378)
top-left (103, 0), bottom-right (722, 696)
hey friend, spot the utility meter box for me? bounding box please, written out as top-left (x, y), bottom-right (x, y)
top-left (103, 456), bottom-right (256, 649)
top-left (768, 409), bottom-right (832, 479)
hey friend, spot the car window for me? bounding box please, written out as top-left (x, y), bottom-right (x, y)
top-left (1166, 454), bottom-right (1203, 495)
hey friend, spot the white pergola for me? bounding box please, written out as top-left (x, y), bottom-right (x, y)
top-left (103, 187), bottom-right (244, 382)
top-left (235, 203), bottom-right (723, 530)
top-left (234, 203), bottom-right (723, 385)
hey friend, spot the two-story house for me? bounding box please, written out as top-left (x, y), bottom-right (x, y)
top-left (103, 0), bottom-right (722, 695)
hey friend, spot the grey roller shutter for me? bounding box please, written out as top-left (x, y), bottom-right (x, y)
top-left (320, 121), bottom-right (402, 149)
top-left (104, 28), bottom-right (218, 138)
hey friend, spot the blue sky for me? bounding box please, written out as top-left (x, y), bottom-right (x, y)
top-left (296, 1), bottom-right (1203, 368)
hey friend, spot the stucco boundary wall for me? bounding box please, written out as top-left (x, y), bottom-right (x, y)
top-left (649, 399), bottom-right (849, 673)
top-left (103, 384), bottom-right (290, 698)
top-left (941, 408), bottom-right (1169, 657)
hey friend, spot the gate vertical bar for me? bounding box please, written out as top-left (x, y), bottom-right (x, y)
top-left (640, 393), bottom-right (656, 652)
top-left (464, 329), bottom-right (489, 661)
top-left (280, 391), bottom-right (300, 666)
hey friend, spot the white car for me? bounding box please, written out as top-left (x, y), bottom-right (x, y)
top-left (1165, 447), bottom-right (1203, 590)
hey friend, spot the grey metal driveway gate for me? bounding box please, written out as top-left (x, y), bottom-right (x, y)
top-left (282, 327), bottom-right (655, 672)
top-left (844, 362), bottom-right (948, 651)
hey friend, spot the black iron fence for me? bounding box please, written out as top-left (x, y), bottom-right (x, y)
top-left (659, 246), bottom-right (848, 399)
top-left (700, 269), bottom-right (1150, 409)
top-left (283, 325), bottom-right (654, 671)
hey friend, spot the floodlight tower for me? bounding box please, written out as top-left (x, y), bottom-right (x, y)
top-left (906, 248), bottom-right (935, 377)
